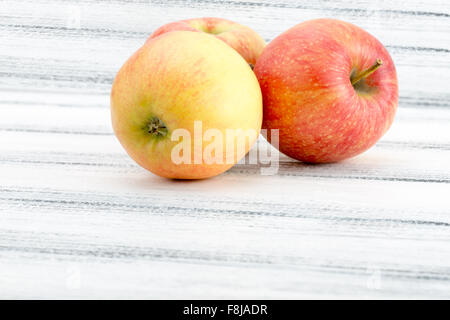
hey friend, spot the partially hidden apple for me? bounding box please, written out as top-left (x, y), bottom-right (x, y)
top-left (148, 17), bottom-right (266, 66)
top-left (254, 19), bottom-right (399, 163)
top-left (111, 31), bottom-right (262, 179)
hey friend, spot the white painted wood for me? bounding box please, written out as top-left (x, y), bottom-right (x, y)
top-left (0, 0), bottom-right (449, 299)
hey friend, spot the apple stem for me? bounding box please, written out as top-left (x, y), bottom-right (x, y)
top-left (351, 59), bottom-right (383, 85)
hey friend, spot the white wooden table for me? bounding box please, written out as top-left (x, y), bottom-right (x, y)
top-left (1, 0), bottom-right (449, 299)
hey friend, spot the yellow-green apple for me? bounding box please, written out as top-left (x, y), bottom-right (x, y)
top-left (148, 17), bottom-right (266, 66)
top-left (111, 31), bottom-right (262, 179)
top-left (254, 19), bottom-right (398, 163)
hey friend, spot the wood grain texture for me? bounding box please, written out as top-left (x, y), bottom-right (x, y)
top-left (0, 0), bottom-right (450, 299)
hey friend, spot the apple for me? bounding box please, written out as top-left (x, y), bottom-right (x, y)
top-left (254, 19), bottom-right (399, 163)
top-left (148, 17), bottom-right (266, 66)
top-left (111, 31), bottom-right (262, 179)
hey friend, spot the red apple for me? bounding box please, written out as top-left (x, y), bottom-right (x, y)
top-left (254, 19), bottom-right (398, 163)
top-left (148, 17), bottom-right (266, 66)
